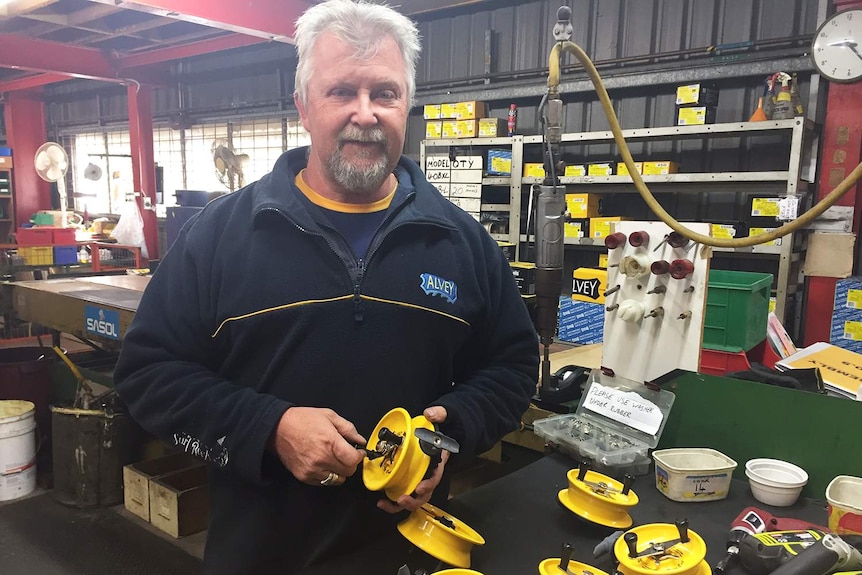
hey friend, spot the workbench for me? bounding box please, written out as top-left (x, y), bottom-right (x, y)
top-left (299, 452), bottom-right (829, 575)
top-left (6, 274), bottom-right (149, 347)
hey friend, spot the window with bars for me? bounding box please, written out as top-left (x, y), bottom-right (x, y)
top-left (65, 116), bottom-right (309, 214)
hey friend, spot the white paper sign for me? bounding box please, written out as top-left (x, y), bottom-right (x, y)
top-left (582, 382), bottom-right (663, 435)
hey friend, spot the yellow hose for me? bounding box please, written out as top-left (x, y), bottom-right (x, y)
top-left (548, 42), bottom-right (862, 248)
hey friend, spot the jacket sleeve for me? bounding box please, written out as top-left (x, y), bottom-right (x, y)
top-left (432, 235), bottom-right (539, 458)
top-left (114, 212), bottom-right (290, 485)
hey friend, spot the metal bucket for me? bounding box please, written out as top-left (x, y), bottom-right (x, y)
top-left (0, 400), bottom-right (37, 502)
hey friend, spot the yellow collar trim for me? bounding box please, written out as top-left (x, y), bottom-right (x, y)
top-left (296, 170), bottom-right (395, 213)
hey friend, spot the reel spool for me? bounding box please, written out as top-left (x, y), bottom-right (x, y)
top-left (557, 462), bottom-right (638, 528)
top-left (539, 543), bottom-right (611, 575)
top-left (362, 407), bottom-right (459, 501)
top-left (613, 521), bottom-right (710, 575)
top-left (397, 503), bottom-right (486, 568)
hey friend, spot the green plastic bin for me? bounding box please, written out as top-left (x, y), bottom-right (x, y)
top-left (703, 270), bottom-right (773, 352)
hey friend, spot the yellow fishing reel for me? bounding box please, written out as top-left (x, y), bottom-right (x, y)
top-left (558, 462), bottom-right (639, 528)
top-left (362, 407), bottom-right (460, 501)
top-left (539, 543), bottom-right (611, 575)
top-left (614, 521), bottom-right (710, 575)
top-left (397, 503), bottom-right (486, 568)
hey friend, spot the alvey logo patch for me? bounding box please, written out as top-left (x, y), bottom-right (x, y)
top-left (420, 273), bottom-right (458, 304)
top-left (572, 277), bottom-right (601, 301)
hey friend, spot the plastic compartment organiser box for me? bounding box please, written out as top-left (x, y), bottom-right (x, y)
top-left (533, 372), bottom-right (675, 477)
top-left (652, 448), bottom-right (738, 502)
top-left (704, 270), bottom-right (773, 352)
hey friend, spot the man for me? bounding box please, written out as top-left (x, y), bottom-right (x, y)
top-left (114, 0), bottom-right (538, 573)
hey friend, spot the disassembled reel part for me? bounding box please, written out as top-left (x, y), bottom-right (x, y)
top-left (397, 503), bottom-right (486, 568)
top-left (614, 521), bottom-right (711, 575)
top-left (539, 543), bottom-right (611, 575)
top-left (362, 407), bottom-right (460, 501)
top-left (557, 461), bottom-right (638, 528)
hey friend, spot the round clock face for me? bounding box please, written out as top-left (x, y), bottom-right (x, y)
top-left (812, 9), bottom-right (862, 83)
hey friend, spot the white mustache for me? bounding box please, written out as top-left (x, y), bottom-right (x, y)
top-left (338, 127), bottom-right (386, 144)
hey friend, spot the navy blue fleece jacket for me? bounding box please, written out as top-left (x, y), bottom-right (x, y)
top-left (114, 147), bottom-right (538, 574)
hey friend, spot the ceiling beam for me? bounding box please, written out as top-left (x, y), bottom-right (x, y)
top-left (118, 33), bottom-right (265, 68)
top-left (84, 0), bottom-right (309, 43)
top-left (0, 34), bottom-right (167, 85)
top-left (16, 4), bottom-right (119, 37)
top-left (0, 0), bottom-right (58, 18)
top-left (0, 72), bottom-right (68, 92)
top-left (74, 17), bottom-right (171, 45)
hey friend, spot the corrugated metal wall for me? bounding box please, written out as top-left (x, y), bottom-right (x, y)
top-left (41, 0), bottom-right (822, 158)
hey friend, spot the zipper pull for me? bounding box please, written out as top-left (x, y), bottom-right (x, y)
top-left (354, 260), bottom-right (365, 323)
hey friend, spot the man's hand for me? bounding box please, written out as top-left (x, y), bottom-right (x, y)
top-left (271, 407), bottom-right (366, 487)
top-left (377, 405), bottom-right (450, 513)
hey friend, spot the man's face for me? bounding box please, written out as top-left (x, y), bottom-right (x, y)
top-left (296, 33), bottom-right (410, 200)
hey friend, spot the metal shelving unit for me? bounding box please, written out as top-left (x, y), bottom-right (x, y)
top-left (419, 118), bottom-right (814, 326)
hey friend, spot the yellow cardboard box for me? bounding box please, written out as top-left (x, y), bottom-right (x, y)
top-left (711, 223), bottom-right (737, 239)
top-left (749, 227), bottom-right (782, 246)
top-left (571, 268), bottom-right (607, 305)
top-left (588, 163), bottom-right (614, 176)
top-left (598, 253), bottom-right (608, 268)
top-left (751, 197), bottom-right (780, 217)
top-left (457, 119), bottom-right (479, 138)
top-left (590, 216), bottom-right (628, 239)
top-left (566, 193), bottom-right (601, 219)
top-left (642, 161), bottom-right (679, 175)
top-left (442, 120), bottom-right (459, 139)
top-left (677, 106), bottom-right (716, 125)
top-left (523, 163), bottom-right (545, 178)
top-left (440, 103), bottom-right (458, 119)
top-left (565, 221), bottom-right (588, 239)
top-left (425, 121), bottom-right (442, 139)
top-left (617, 162), bottom-right (643, 176)
top-left (564, 165), bottom-right (586, 177)
top-left (478, 118), bottom-right (506, 137)
top-left (424, 104), bottom-right (441, 120)
top-left (455, 101), bottom-right (486, 120)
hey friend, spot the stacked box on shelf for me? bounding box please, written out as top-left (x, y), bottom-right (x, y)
top-left (18, 246), bottom-right (53, 265)
top-left (557, 296), bottom-right (604, 344)
top-left (17, 227), bottom-right (53, 246)
top-left (831, 277), bottom-right (862, 353)
top-left (53, 246), bottom-right (78, 265)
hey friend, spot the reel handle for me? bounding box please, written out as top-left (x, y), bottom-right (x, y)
top-left (676, 519), bottom-right (690, 543)
top-left (625, 532), bottom-right (639, 558)
top-left (577, 461), bottom-right (590, 481)
top-left (622, 474), bottom-right (635, 495)
top-left (559, 543), bottom-right (575, 571)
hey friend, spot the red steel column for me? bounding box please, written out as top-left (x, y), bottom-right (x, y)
top-left (127, 83), bottom-right (158, 261)
top-left (3, 90), bottom-right (51, 227)
top-left (803, 0), bottom-right (862, 346)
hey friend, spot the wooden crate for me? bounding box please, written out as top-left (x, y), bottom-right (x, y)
top-left (123, 453), bottom-right (199, 522)
top-left (149, 464), bottom-right (209, 538)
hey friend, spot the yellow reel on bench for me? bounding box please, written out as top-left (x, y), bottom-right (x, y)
top-left (614, 522), bottom-right (710, 575)
top-left (558, 463), bottom-right (639, 528)
top-left (397, 503), bottom-right (486, 568)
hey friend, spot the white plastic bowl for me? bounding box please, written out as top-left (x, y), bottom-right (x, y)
top-left (745, 458), bottom-right (808, 507)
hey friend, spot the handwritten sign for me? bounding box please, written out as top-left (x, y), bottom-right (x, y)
top-left (582, 382), bottom-right (663, 435)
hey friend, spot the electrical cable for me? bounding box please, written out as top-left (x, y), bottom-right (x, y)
top-left (547, 41), bottom-right (862, 248)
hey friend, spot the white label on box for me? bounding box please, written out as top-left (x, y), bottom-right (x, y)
top-left (582, 382), bottom-right (663, 435)
top-left (778, 197), bottom-right (799, 221)
top-left (425, 155), bottom-right (483, 171)
top-left (449, 183), bottom-right (482, 198)
top-left (432, 183), bottom-right (449, 196)
top-left (449, 197), bottom-right (481, 212)
top-left (425, 169), bottom-right (484, 184)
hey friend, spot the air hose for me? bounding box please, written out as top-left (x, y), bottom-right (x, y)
top-left (548, 41), bottom-right (862, 248)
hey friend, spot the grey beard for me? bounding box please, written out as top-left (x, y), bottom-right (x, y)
top-left (325, 127), bottom-right (392, 194)
top-left (326, 149), bottom-right (391, 194)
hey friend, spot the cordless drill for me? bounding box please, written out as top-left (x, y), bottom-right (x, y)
top-left (715, 507), bottom-right (831, 574)
top-left (768, 534), bottom-right (862, 575)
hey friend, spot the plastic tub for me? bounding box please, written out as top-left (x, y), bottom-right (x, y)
top-left (704, 270), bottom-right (773, 352)
top-left (652, 448), bottom-right (738, 502)
top-left (745, 458), bottom-right (808, 507)
top-left (826, 475), bottom-right (862, 535)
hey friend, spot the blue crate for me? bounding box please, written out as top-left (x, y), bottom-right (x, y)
top-left (53, 245), bottom-right (78, 265)
top-left (0, 147), bottom-right (11, 156)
